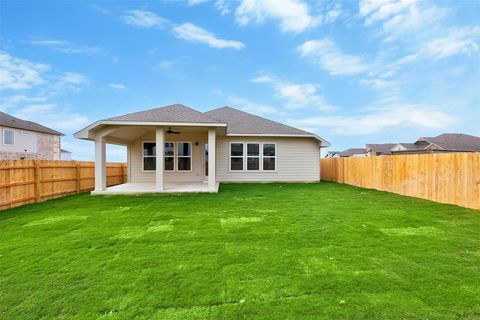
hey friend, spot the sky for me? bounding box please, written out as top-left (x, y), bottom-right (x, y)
top-left (1, 0), bottom-right (479, 161)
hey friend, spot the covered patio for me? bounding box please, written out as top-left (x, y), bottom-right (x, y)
top-left (91, 181), bottom-right (219, 195)
top-left (74, 105), bottom-right (227, 194)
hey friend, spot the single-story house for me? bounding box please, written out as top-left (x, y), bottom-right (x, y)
top-left (366, 143), bottom-right (397, 156)
top-left (391, 133), bottom-right (480, 155)
top-left (74, 104), bottom-right (330, 193)
top-left (325, 151), bottom-right (341, 158)
top-left (327, 148), bottom-right (366, 158)
top-left (0, 111), bottom-right (63, 160)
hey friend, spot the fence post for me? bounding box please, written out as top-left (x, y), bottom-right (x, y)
top-left (34, 161), bottom-right (41, 202)
top-left (121, 165), bottom-right (125, 183)
top-left (76, 162), bottom-right (81, 194)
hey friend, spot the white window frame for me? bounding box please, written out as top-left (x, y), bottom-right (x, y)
top-left (246, 142), bottom-right (261, 172)
top-left (262, 142), bottom-right (277, 172)
top-left (3, 129), bottom-right (15, 146)
top-left (177, 141), bottom-right (192, 172)
top-left (142, 141), bottom-right (156, 172)
top-left (164, 141), bottom-right (175, 172)
top-left (229, 142), bottom-right (245, 172)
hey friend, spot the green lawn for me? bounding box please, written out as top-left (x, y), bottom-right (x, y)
top-left (1, 183), bottom-right (479, 319)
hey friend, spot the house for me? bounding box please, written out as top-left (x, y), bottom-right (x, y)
top-left (0, 111), bottom-right (63, 160)
top-left (331, 148), bottom-right (366, 158)
top-left (325, 151), bottom-right (341, 158)
top-left (74, 104), bottom-right (330, 193)
top-left (61, 149), bottom-right (72, 161)
top-left (366, 143), bottom-right (397, 156)
top-left (391, 134), bottom-right (480, 155)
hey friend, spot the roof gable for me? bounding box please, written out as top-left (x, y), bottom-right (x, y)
top-left (0, 111), bottom-right (63, 136)
top-left (105, 104), bottom-right (221, 124)
top-left (419, 134), bottom-right (480, 151)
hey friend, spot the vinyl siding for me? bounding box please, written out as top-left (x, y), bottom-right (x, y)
top-left (129, 134), bottom-right (321, 183)
top-left (129, 132), bottom-right (207, 183)
top-left (216, 136), bottom-right (320, 182)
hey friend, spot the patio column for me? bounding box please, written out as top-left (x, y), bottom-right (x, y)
top-left (94, 137), bottom-right (106, 191)
top-left (156, 128), bottom-right (165, 190)
top-left (208, 128), bottom-right (216, 191)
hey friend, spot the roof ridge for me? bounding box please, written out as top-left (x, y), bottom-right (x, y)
top-left (206, 105), bottom-right (312, 135)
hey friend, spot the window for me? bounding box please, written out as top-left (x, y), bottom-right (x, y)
top-left (143, 142), bottom-right (156, 171)
top-left (263, 143), bottom-right (276, 171)
top-left (3, 129), bottom-right (14, 145)
top-left (246, 143), bottom-right (260, 171)
top-left (177, 142), bottom-right (192, 171)
top-left (165, 142), bottom-right (174, 171)
top-left (230, 143), bottom-right (244, 171)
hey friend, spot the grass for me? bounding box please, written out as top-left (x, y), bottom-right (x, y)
top-left (1, 182), bottom-right (479, 319)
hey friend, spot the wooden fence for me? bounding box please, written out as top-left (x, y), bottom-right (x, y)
top-left (321, 152), bottom-right (480, 210)
top-left (0, 160), bottom-right (127, 211)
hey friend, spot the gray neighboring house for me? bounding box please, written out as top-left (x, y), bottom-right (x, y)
top-left (366, 143), bottom-right (397, 156)
top-left (328, 148), bottom-right (366, 158)
top-left (0, 111), bottom-right (63, 160)
top-left (391, 133), bottom-right (480, 155)
top-left (74, 104), bottom-right (330, 194)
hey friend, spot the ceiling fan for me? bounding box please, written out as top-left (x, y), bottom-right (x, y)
top-left (166, 127), bottom-right (180, 134)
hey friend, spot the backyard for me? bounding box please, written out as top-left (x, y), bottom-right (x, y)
top-left (1, 182), bottom-right (479, 319)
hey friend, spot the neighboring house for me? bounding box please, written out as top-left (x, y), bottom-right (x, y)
top-left (0, 111), bottom-right (63, 160)
top-left (74, 104), bottom-right (330, 193)
top-left (61, 149), bottom-right (72, 161)
top-left (366, 143), bottom-right (397, 156)
top-left (325, 151), bottom-right (341, 158)
top-left (335, 148), bottom-right (366, 158)
top-left (391, 134), bottom-right (480, 155)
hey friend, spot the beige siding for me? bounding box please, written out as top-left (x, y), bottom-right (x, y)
top-left (216, 136), bottom-right (320, 182)
top-left (129, 132), bottom-right (207, 183)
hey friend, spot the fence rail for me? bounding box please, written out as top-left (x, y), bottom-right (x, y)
top-left (0, 160), bottom-right (127, 210)
top-left (320, 152), bottom-right (480, 210)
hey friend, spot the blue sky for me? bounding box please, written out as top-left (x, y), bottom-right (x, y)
top-left (1, 0), bottom-right (479, 161)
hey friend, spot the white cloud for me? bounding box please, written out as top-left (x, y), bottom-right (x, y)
top-left (215, 0), bottom-right (231, 15)
top-left (60, 72), bottom-right (88, 85)
top-left (109, 83), bottom-right (127, 89)
top-left (29, 39), bottom-right (104, 55)
top-left (251, 75), bottom-right (335, 111)
top-left (290, 102), bottom-right (454, 135)
top-left (0, 52), bottom-right (49, 90)
top-left (0, 95), bottom-right (47, 112)
top-left (13, 103), bottom-right (89, 132)
top-left (124, 10), bottom-right (169, 28)
top-left (187, 0), bottom-right (209, 5)
top-left (235, 0), bottom-right (319, 33)
top-left (48, 72), bottom-right (89, 95)
top-left (226, 95), bottom-right (281, 116)
top-left (298, 39), bottom-right (368, 76)
top-left (421, 27), bottom-right (480, 60)
top-left (359, 0), bottom-right (445, 41)
top-left (172, 23), bottom-right (245, 49)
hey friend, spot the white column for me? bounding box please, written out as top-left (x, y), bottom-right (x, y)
top-left (156, 128), bottom-right (165, 190)
top-left (94, 138), bottom-right (106, 191)
top-left (208, 128), bottom-right (216, 191)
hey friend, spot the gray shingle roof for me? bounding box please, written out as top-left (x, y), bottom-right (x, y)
top-left (0, 111), bottom-right (63, 136)
top-left (420, 133), bottom-right (480, 151)
top-left (105, 104), bottom-right (221, 124)
top-left (366, 143), bottom-right (397, 155)
top-left (339, 148), bottom-right (366, 157)
top-left (205, 106), bottom-right (314, 136)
